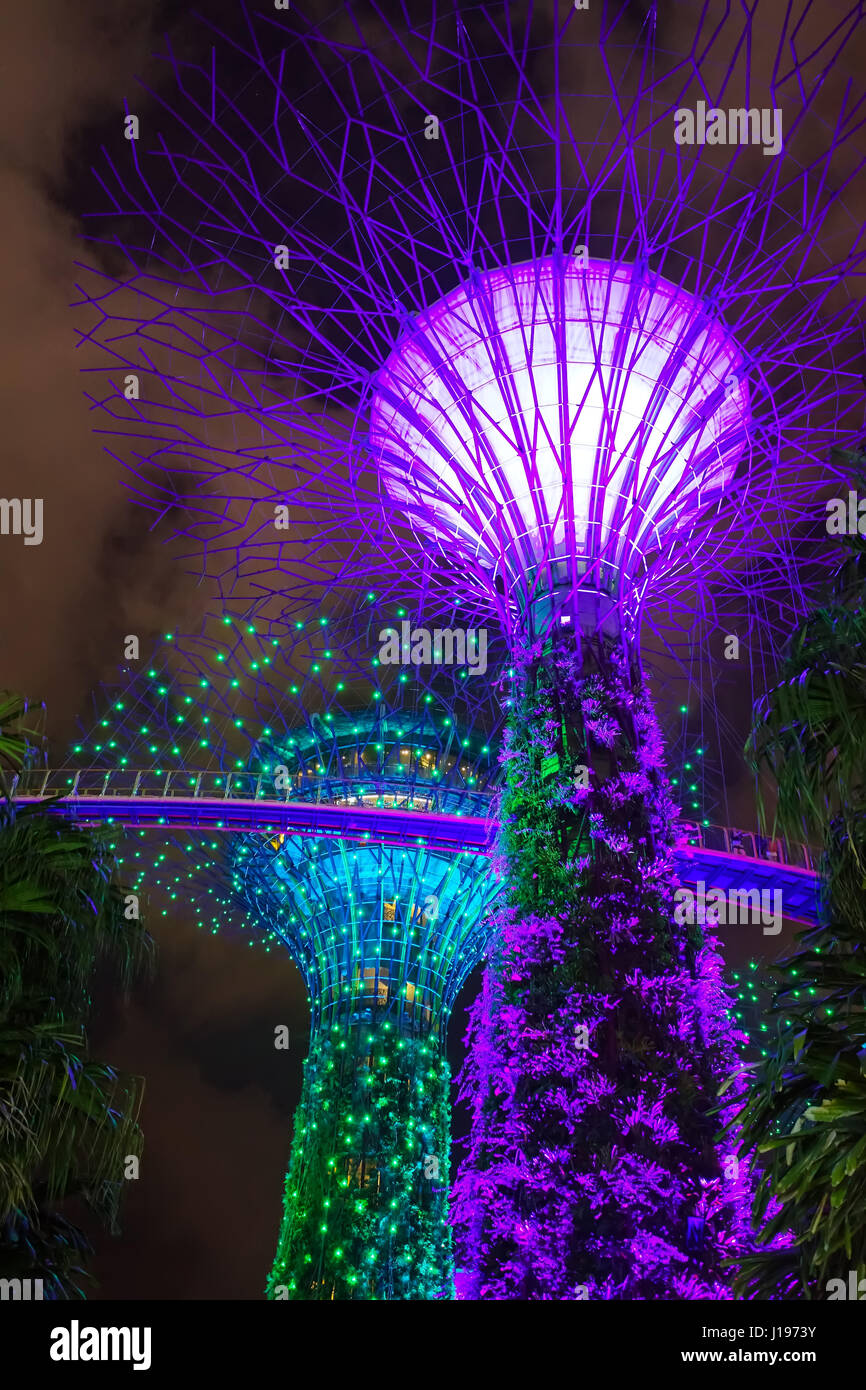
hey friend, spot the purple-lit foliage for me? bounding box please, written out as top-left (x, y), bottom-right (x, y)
top-left (452, 631), bottom-right (752, 1298)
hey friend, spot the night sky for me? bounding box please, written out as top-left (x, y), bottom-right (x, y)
top-left (1, 0), bottom-right (318, 1302)
top-left (0, 0), bottom-right (845, 1300)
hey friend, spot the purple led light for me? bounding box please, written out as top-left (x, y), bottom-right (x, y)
top-left (369, 258), bottom-right (749, 608)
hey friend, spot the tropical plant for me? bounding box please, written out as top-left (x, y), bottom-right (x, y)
top-left (731, 450), bottom-right (866, 1299)
top-left (0, 691), bottom-right (152, 1298)
top-left (0, 691), bottom-right (44, 785)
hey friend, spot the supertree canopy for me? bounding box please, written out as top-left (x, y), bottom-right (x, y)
top-left (77, 0), bottom-right (866, 665)
top-left (73, 0), bottom-right (866, 1298)
top-left (65, 605), bottom-right (508, 1299)
top-left (236, 715), bottom-right (497, 1043)
top-left (369, 255), bottom-right (750, 635)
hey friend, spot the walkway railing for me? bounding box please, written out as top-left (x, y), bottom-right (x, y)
top-left (678, 821), bottom-right (816, 872)
top-left (11, 766), bottom-right (488, 810)
top-left (10, 769), bottom-right (815, 870)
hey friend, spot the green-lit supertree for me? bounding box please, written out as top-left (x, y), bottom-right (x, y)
top-left (63, 604), bottom-right (507, 1299)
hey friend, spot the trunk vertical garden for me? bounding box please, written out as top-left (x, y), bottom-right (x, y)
top-left (453, 626), bottom-right (749, 1298)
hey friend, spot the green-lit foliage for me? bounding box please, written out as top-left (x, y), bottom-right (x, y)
top-left (267, 1022), bottom-right (452, 1300)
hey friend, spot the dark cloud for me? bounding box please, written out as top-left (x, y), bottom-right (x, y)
top-left (83, 905), bottom-right (306, 1300)
top-left (0, 0), bottom-right (205, 736)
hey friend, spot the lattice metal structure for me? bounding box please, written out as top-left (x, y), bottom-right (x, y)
top-left (76, 1), bottom-right (865, 666)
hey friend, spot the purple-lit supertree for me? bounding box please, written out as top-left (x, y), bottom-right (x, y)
top-left (74, 2), bottom-right (866, 1297)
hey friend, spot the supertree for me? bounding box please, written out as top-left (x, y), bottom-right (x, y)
top-left (63, 602), bottom-right (508, 1299)
top-left (74, 1), bottom-right (866, 1297)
